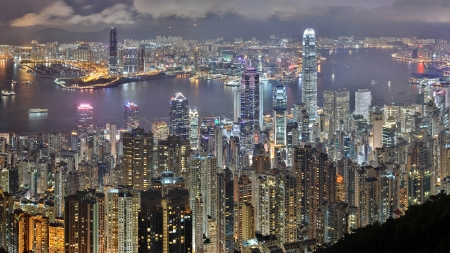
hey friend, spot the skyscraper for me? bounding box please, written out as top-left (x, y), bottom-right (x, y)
top-left (355, 89), bottom-right (372, 120)
top-left (240, 67), bottom-right (260, 146)
top-left (169, 92), bottom-right (190, 141)
top-left (323, 89), bottom-right (335, 119)
top-left (124, 102), bottom-right (139, 131)
top-left (335, 89), bottom-right (350, 130)
top-left (273, 83), bottom-right (287, 146)
top-left (233, 91), bottom-right (241, 122)
top-left (122, 128), bottom-right (154, 191)
top-left (77, 104), bottom-right (94, 136)
top-left (109, 27), bottom-right (118, 75)
top-left (189, 108), bottom-right (199, 150)
top-left (302, 28), bottom-right (317, 120)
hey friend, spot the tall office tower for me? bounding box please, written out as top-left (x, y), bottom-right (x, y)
top-left (124, 102), bottom-right (139, 131)
top-left (110, 123), bottom-right (117, 160)
top-left (139, 188), bottom-right (192, 253)
top-left (123, 128), bottom-right (154, 191)
top-left (400, 104), bottom-right (417, 134)
top-left (194, 47), bottom-right (199, 73)
top-left (189, 108), bottom-right (199, 150)
top-left (302, 28), bottom-right (318, 120)
top-left (152, 121), bottom-right (169, 141)
top-left (169, 92), bottom-right (190, 141)
top-left (157, 135), bottom-right (190, 176)
top-left (301, 109), bottom-right (310, 142)
top-left (109, 27), bottom-right (118, 75)
top-left (355, 89), bottom-right (372, 120)
top-left (240, 67), bottom-right (260, 146)
top-left (293, 102), bottom-right (306, 124)
top-left (233, 91), bottom-right (241, 122)
top-left (77, 104), bottom-right (94, 136)
top-left (383, 103), bottom-right (400, 122)
top-left (64, 189), bottom-right (99, 253)
top-left (370, 107), bottom-right (384, 149)
top-left (382, 119), bottom-right (399, 147)
top-left (234, 174), bottom-right (252, 250)
top-left (323, 89), bottom-right (335, 120)
top-left (335, 89), bottom-right (350, 130)
top-left (137, 46), bottom-right (145, 72)
top-left (106, 186), bottom-right (140, 253)
top-left (273, 83), bottom-right (288, 146)
top-left (214, 124), bottom-right (224, 168)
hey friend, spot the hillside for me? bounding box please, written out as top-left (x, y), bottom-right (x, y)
top-left (317, 193), bottom-right (450, 253)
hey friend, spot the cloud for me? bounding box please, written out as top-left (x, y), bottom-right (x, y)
top-left (10, 1), bottom-right (74, 26)
top-left (10, 0), bottom-right (135, 27)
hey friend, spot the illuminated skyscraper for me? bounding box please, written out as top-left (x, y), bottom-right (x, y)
top-left (109, 27), bottom-right (118, 75)
top-left (355, 89), bottom-right (372, 120)
top-left (189, 108), bottom-right (199, 150)
top-left (240, 67), bottom-right (260, 146)
top-left (124, 102), bottom-right (139, 131)
top-left (77, 104), bottom-right (94, 136)
top-left (151, 121), bottom-right (169, 141)
top-left (273, 83), bottom-right (287, 146)
top-left (234, 91), bottom-right (241, 122)
top-left (302, 28), bottom-right (317, 120)
top-left (323, 89), bottom-right (335, 119)
top-left (169, 92), bottom-right (190, 141)
top-left (335, 89), bottom-right (350, 130)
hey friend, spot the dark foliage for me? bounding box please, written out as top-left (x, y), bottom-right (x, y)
top-left (317, 193), bottom-right (450, 253)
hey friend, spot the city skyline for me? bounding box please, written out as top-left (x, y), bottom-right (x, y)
top-left (3, 12), bottom-right (450, 251)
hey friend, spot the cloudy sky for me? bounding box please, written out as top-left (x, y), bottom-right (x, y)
top-left (2, 0), bottom-right (450, 42)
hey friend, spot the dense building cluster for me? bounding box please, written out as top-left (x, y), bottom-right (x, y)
top-left (2, 29), bottom-right (450, 253)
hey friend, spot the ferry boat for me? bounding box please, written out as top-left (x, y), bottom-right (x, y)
top-left (1, 90), bottom-right (15, 96)
top-left (225, 79), bottom-right (241, 87)
top-left (28, 108), bottom-right (48, 114)
top-left (371, 80), bottom-right (378, 85)
top-left (331, 73), bottom-right (335, 79)
top-left (11, 80), bottom-right (19, 85)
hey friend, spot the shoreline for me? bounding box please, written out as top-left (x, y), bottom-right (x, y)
top-left (54, 72), bottom-right (173, 90)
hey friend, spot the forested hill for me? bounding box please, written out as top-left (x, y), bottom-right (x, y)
top-left (317, 193), bottom-right (450, 253)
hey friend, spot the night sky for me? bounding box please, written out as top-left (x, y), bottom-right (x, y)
top-left (1, 0), bottom-right (450, 44)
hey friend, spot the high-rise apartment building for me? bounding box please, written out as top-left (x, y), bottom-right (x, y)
top-left (355, 89), bottom-right (372, 121)
top-left (77, 104), bottom-right (94, 136)
top-left (124, 102), bottom-right (139, 131)
top-left (156, 135), bottom-right (190, 177)
top-left (106, 186), bottom-right (140, 253)
top-left (123, 128), bottom-right (154, 191)
top-left (169, 93), bottom-right (190, 141)
top-left (302, 28), bottom-right (317, 120)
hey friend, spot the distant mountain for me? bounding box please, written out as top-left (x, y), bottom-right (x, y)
top-left (317, 193), bottom-right (450, 253)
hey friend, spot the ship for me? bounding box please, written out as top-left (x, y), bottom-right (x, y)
top-left (1, 90), bottom-right (15, 96)
top-left (371, 80), bottom-right (378, 85)
top-left (28, 108), bottom-right (48, 114)
top-left (11, 80), bottom-right (19, 85)
top-left (225, 79), bottom-right (241, 87)
top-left (331, 73), bottom-right (335, 79)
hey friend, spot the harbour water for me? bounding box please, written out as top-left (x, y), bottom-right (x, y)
top-left (0, 48), bottom-right (430, 133)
